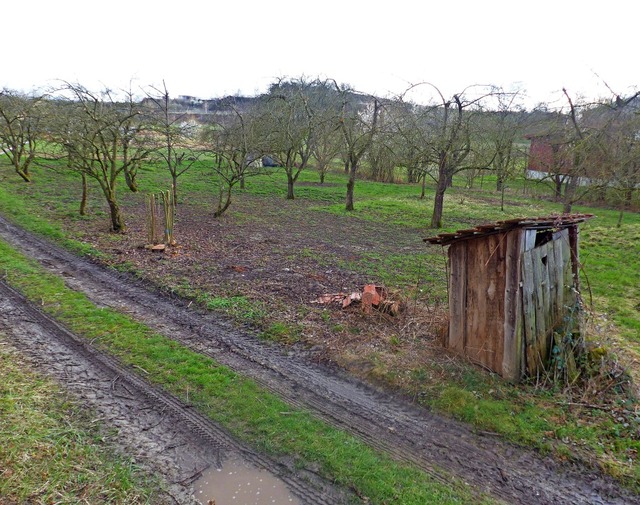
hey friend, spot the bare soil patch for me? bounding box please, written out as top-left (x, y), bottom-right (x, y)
top-left (71, 194), bottom-right (449, 385)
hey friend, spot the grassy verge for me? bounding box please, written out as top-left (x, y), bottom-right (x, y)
top-left (0, 338), bottom-right (161, 504)
top-left (0, 172), bottom-right (100, 258)
top-left (0, 239), bottom-right (484, 505)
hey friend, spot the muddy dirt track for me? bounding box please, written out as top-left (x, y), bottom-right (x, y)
top-left (0, 281), bottom-right (348, 505)
top-left (1, 213), bottom-right (638, 505)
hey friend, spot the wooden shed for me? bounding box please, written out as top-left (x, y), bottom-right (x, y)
top-left (425, 214), bottom-right (593, 381)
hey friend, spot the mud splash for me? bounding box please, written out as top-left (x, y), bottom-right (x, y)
top-left (194, 457), bottom-right (300, 505)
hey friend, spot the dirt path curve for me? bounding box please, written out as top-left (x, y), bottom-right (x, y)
top-left (0, 280), bottom-right (350, 505)
top-left (1, 214), bottom-right (637, 505)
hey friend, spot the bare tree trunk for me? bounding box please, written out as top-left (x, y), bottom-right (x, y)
top-left (554, 175), bottom-right (563, 201)
top-left (431, 176), bottom-right (447, 228)
top-left (345, 162), bottom-right (356, 211)
top-left (563, 176), bottom-right (578, 213)
top-left (625, 186), bottom-right (635, 207)
top-left (172, 174), bottom-right (178, 204)
top-left (79, 173), bottom-right (88, 216)
top-left (496, 172), bottom-right (504, 192)
top-left (123, 168), bottom-right (138, 193)
top-left (317, 160), bottom-right (328, 184)
top-left (12, 159), bottom-right (32, 182)
top-left (214, 186), bottom-right (233, 218)
top-left (16, 169), bottom-right (31, 182)
top-left (616, 186), bottom-right (634, 227)
top-left (420, 173), bottom-right (426, 200)
top-left (106, 194), bottom-right (125, 232)
top-left (287, 176), bottom-right (295, 200)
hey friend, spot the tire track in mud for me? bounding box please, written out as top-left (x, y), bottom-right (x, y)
top-left (1, 214), bottom-right (637, 505)
top-left (0, 280), bottom-right (349, 505)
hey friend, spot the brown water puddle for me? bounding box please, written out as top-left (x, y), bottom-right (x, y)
top-left (193, 456), bottom-right (301, 504)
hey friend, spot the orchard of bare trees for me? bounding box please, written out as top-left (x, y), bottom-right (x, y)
top-left (1, 79), bottom-right (638, 231)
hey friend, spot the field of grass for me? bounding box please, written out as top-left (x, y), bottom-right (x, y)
top-left (1, 157), bottom-right (639, 492)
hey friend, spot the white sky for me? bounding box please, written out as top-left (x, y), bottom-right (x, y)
top-left (4, 0), bottom-right (638, 109)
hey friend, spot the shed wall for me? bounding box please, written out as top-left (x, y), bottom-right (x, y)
top-left (520, 228), bottom-right (574, 376)
top-left (447, 227), bottom-right (575, 380)
top-left (448, 232), bottom-right (517, 375)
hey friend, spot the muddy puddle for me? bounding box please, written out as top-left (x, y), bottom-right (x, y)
top-left (194, 456), bottom-right (301, 505)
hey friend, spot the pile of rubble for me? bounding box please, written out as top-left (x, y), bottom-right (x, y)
top-left (312, 284), bottom-right (403, 316)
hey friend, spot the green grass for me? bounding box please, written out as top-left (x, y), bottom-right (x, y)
top-left (2, 157), bottom-right (639, 351)
top-left (1, 157), bottom-right (640, 491)
top-left (261, 321), bottom-right (302, 344)
top-left (195, 293), bottom-right (267, 324)
top-left (576, 207), bottom-right (640, 342)
top-left (0, 239), bottom-right (484, 505)
top-left (0, 166), bottom-right (100, 258)
top-left (0, 338), bottom-right (161, 503)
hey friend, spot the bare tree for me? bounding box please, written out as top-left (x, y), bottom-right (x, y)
top-left (398, 83), bottom-right (500, 227)
top-left (557, 89), bottom-right (634, 213)
top-left (605, 99), bottom-right (640, 220)
top-left (334, 83), bottom-right (380, 211)
top-left (201, 99), bottom-right (266, 217)
top-left (145, 82), bottom-right (202, 203)
top-left (263, 78), bottom-right (318, 200)
top-left (523, 108), bottom-right (574, 200)
top-left (388, 98), bottom-right (435, 198)
top-left (482, 93), bottom-right (527, 193)
top-left (311, 102), bottom-right (343, 184)
top-left (574, 90), bottom-right (640, 220)
top-left (37, 97), bottom-right (89, 216)
top-left (53, 83), bottom-right (154, 232)
top-left (365, 114), bottom-right (403, 183)
top-left (0, 89), bottom-right (46, 182)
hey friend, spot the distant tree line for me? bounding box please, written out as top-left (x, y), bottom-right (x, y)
top-left (1, 79), bottom-right (638, 231)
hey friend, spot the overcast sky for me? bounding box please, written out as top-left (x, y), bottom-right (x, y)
top-left (5, 0), bottom-right (638, 109)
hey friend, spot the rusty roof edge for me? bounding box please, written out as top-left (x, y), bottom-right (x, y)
top-left (423, 214), bottom-right (595, 245)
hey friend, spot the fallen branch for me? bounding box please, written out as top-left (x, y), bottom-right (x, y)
top-left (554, 401), bottom-right (610, 411)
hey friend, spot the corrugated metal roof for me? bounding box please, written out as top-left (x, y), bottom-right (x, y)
top-left (424, 214), bottom-right (594, 246)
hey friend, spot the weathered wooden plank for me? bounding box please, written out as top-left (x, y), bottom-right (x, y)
top-left (540, 241), bottom-right (554, 342)
top-left (531, 246), bottom-right (547, 373)
top-left (541, 241), bottom-right (555, 334)
top-left (569, 225), bottom-right (581, 292)
top-left (545, 241), bottom-right (556, 322)
top-left (523, 229), bottom-right (537, 252)
top-left (464, 234), bottom-right (505, 373)
top-left (552, 236), bottom-right (565, 326)
top-left (521, 250), bottom-right (537, 375)
top-left (487, 233), bottom-right (507, 373)
top-left (447, 242), bottom-right (467, 353)
top-left (561, 229), bottom-right (575, 310)
top-left (502, 230), bottom-right (523, 380)
top-left (464, 238), bottom-right (488, 368)
top-left (464, 239), bottom-right (484, 362)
